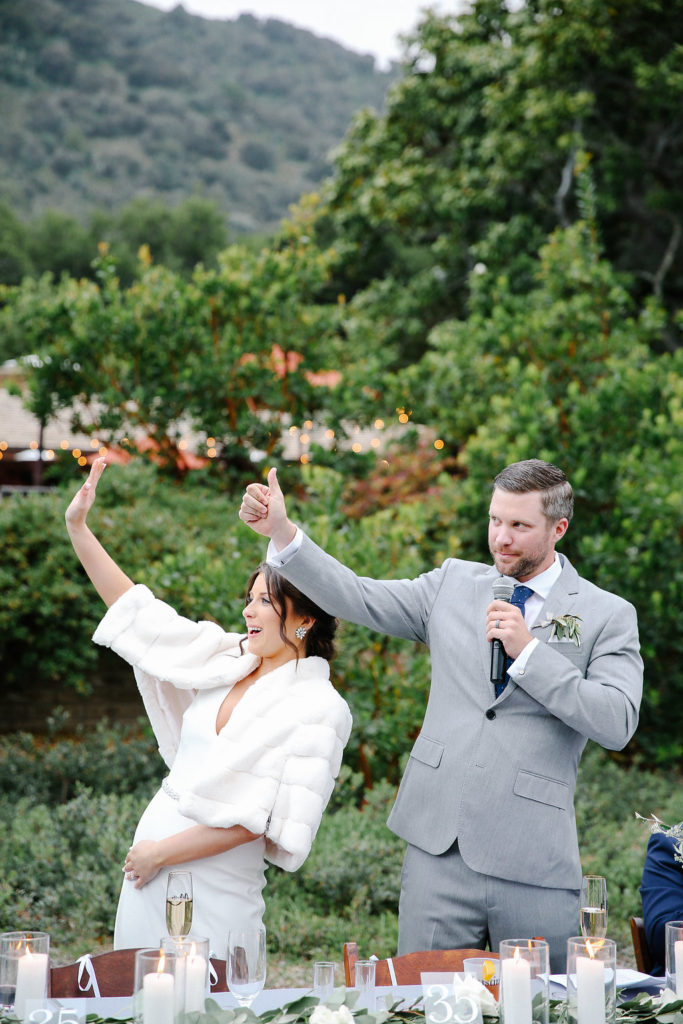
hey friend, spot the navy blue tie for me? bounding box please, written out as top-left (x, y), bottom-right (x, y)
top-left (495, 584), bottom-right (534, 698)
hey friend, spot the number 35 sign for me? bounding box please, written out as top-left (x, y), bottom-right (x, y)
top-left (421, 974), bottom-right (484, 1024)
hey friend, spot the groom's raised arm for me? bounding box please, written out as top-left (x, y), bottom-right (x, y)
top-left (239, 467), bottom-right (439, 643)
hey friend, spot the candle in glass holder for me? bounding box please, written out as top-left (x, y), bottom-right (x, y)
top-left (14, 948), bottom-right (49, 1019)
top-left (184, 948), bottom-right (207, 1013)
top-left (576, 944), bottom-right (605, 1024)
top-left (143, 957), bottom-right (175, 1024)
top-left (501, 948), bottom-right (532, 1024)
top-left (675, 940), bottom-right (683, 997)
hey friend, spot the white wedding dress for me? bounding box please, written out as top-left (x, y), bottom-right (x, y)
top-left (114, 684), bottom-right (267, 958)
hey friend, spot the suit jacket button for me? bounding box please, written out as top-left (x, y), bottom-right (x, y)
top-left (486, 709), bottom-right (496, 720)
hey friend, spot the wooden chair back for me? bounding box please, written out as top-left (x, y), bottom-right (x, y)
top-left (50, 949), bottom-right (140, 998)
top-left (629, 916), bottom-right (654, 975)
top-left (49, 950), bottom-right (230, 998)
top-left (343, 941), bottom-right (498, 988)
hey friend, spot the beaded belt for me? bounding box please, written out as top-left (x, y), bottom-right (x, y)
top-left (162, 777), bottom-right (180, 801)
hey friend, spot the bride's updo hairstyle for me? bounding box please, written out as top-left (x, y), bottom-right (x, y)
top-left (243, 562), bottom-right (338, 663)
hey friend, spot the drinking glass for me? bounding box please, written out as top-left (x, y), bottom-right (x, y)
top-left (227, 926), bottom-right (266, 1007)
top-left (353, 959), bottom-right (376, 1012)
top-left (579, 875), bottom-right (608, 938)
top-left (313, 961), bottom-right (335, 1001)
top-left (166, 871), bottom-right (193, 938)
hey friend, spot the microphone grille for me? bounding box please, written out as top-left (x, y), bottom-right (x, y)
top-left (492, 576), bottom-right (515, 601)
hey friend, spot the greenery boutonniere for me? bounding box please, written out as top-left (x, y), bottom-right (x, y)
top-left (534, 612), bottom-right (582, 644)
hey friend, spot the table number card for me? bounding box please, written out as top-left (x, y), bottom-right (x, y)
top-left (421, 973), bottom-right (484, 1024)
top-left (24, 998), bottom-right (88, 1024)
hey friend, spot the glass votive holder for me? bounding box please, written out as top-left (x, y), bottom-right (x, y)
top-left (161, 935), bottom-right (210, 1014)
top-left (463, 956), bottom-right (500, 1000)
top-left (566, 937), bottom-right (617, 1024)
top-left (665, 921), bottom-right (683, 997)
top-left (354, 959), bottom-right (376, 1012)
top-left (499, 938), bottom-right (549, 1024)
top-left (134, 948), bottom-right (182, 1024)
top-left (313, 961), bottom-right (336, 1002)
top-left (0, 931), bottom-right (50, 1020)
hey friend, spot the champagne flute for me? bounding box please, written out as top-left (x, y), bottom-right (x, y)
top-left (580, 874), bottom-right (608, 938)
top-left (166, 870), bottom-right (193, 937)
top-left (227, 926), bottom-right (266, 1007)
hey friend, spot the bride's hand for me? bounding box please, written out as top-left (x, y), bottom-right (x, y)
top-left (123, 840), bottom-right (162, 889)
top-left (65, 456), bottom-right (107, 529)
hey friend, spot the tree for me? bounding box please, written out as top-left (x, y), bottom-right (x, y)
top-left (307, 0), bottom-right (683, 364)
top-left (1, 238), bottom-right (342, 478)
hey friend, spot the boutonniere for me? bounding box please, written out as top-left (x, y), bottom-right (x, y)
top-left (533, 612), bottom-right (582, 644)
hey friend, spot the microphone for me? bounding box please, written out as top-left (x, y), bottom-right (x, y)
top-left (490, 576), bottom-right (515, 684)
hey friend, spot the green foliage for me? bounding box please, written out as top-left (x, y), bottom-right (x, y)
top-left (310, 0), bottom-right (683, 358)
top-left (0, 787), bottom-right (145, 957)
top-left (0, 721), bottom-right (162, 804)
top-left (0, 0), bottom-right (394, 238)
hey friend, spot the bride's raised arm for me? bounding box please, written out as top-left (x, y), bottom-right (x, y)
top-left (65, 456), bottom-right (134, 607)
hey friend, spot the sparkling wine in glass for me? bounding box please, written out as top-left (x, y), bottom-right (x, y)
top-left (227, 926), bottom-right (266, 1007)
top-left (580, 874), bottom-right (608, 938)
top-left (166, 870), bottom-right (193, 937)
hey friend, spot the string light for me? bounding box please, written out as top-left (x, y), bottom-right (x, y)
top-left (99, 447), bottom-right (107, 456)
top-left (78, 456), bottom-right (87, 466)
top-left (0, 441), bottom-right (7, 451)
top-left (60, 440), bottom-right (69, 450)
top-left (374, 419), bottom-right (384, 429)
top-left (208, 447), bottom-right (217, 458)
top-left (289, 426), bottom-right (299, 435)
top-left (178, 439), bottom-right (188, 450)
top-left (371, 438), bottom-right (380, 448)
top-left (352, 443), bottom-right (362, 453)
top-left (30, 440), bottom-right (38, 450)
top-left (304, 420), bottom-right (313, 429)
top-left (434, 439), bottom-right (445, 450)
top-left (300, 433), bottom-right (310, 444)
top-left (324, 429), bottom-right (335, 440)
top-left (300, 453), bottom-right (310, 464)
top-left (72, 448), bottom-right (81, 458)
top-left (45, 450), bottom-right (55, 460)
top-left (90, 438), bottom-right (99, 448)
top-left (207, 437), bottom-right (215, 446)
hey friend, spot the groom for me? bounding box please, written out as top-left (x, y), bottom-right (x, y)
top-left (239, 459), bottom-right (643, 970)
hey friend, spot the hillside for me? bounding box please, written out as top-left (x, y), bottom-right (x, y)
top-left (0, 0), bottom-right (396, 234)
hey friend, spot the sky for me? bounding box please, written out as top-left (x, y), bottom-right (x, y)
top-left (137, 0), bottom-right (458, 70)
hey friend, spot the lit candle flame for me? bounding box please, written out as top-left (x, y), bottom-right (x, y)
top-left (157, 954), bottom-right (166, 974)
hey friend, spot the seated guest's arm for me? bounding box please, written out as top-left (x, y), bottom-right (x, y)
top-left (640, 830), bottom-right (683, 975)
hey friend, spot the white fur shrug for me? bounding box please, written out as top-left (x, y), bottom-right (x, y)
top-left (92, 584), bottom-right (352, 871)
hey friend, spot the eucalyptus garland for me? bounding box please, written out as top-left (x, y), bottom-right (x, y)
top-left (2, 988), bottom-right (681, 1024)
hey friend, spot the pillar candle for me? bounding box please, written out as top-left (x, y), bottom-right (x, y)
top-left (143, 970), bottom-right (175, 1024)
top-left (675, 940), bottom-right (683, 997)
top-left (576, 955), bottom-right (605, 1024)
top-left (184, 954), bottom-right (207, 1013)
top-left (14, 950), bottom-right (48, 1019)
top-left (501, 955), bottom-right (532, 1024)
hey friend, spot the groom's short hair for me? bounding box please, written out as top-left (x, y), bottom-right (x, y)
top-left (494, 459), bottom-right (574, 524)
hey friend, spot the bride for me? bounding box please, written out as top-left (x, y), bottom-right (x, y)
top-left (65, 457), bottom-right (352, 954)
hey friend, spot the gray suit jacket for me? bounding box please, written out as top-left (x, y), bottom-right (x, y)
top-left (277, 536), bottom-right (643, 890)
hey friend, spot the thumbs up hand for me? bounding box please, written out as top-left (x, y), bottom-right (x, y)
top-left (239, 466), bottom-right (296, 550)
